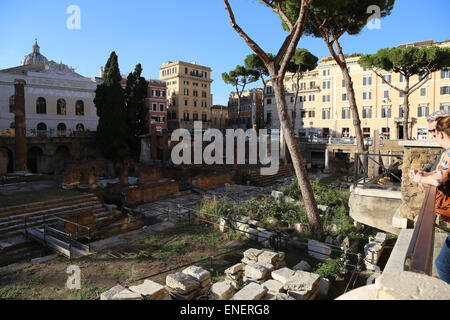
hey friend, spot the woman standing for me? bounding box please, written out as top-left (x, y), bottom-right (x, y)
top-left (410, 116), bottom-right (450, 284)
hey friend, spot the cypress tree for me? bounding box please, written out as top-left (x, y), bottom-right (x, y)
top-left (125, 64), bottom-right (149, 160)
top-left (94, 51), bottom-right (128, 160)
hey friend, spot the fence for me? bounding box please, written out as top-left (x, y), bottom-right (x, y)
top-left (353, 153), bottom-right (403, 189)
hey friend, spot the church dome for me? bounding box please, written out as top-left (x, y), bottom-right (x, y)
top-left (21, 40), bottom-right (48, 66)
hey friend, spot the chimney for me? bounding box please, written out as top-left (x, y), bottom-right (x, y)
top-left (100, 66), bottom-right (104, 78)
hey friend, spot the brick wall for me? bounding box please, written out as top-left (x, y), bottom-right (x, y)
top-left (193, 172), bottom-right (231, 189)
top-left (140, 167), bottom-right (165, 183)
top-left (125, 180), bottom-right (179, 206)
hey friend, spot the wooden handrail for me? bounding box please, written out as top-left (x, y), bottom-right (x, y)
top-left (404, 185), bottom-right (437, 275)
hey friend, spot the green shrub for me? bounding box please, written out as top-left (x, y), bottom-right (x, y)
top-left (314, 258), bottom-right (344, 279)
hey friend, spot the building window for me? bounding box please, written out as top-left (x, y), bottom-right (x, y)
top-left (440, 104), bottom-right (450, 112)
top-left (381, 127), bottom-right (390, 139)
top-left (202, 91), bottom-right (207, 98)
top-left (420, 87), bottom-right (427, 97)
top-left (342, 108), bottom-right (350, 119)
top-left (322, 108), bottom-right (330, 120)
top-left (172, 112), bottom-right (176, 119)
top-left (362, 107), bottom-right (372, 119)
top-left (417, 127), bottom-right (428, 140)
top-left (417, 104), bottom-right (429, 117)
top-left (322, 69), bottom-right (330, 76)
top-left (309, 81), bottom-right (316, 89)
top-left (441, 68), bottom-right (450, 79)
top-left (37, 122), bottom-right (47, 131)
top-left (9, 96), bottom-right (14, 113)
top-left (400, 74), bottom-right (406, 82)
top-left (160, 104), bottom-right (165, 112)
top-left (185, 67), bottom-right (188, 74)
top-left (57, 123), bottom-right (67, 136)
top-left (152, 103), bottom-right (157, 111)
top-left (76, 123), bottom-right (84, 131)
top-left (184, 100), bottom-right (188, 106)
top-left (363, 127), bottom-right (371, 138)
top-left (382, 74), bottom-right (391, 84)
top-left (342, 128), bottom-right (350, 138)
top-left (323, 80), bottom-right (330, 89)
top-left (266, 86), bottom-right (273, 94)
top-left (322, 95), bottom-right (330, 103)
top-left (183, 111), bottom-right (189, 121)
top-left (267, 99), bottom-right (272, 105)
top-left (266, 112), bottom-right (272, 123)
top-left (383, 89), bottom-right (390, 99)
top-left (202, 112), bottom-right (207, 121)
top-left (36, 97), bottom-right (46, 114)
top-left (193, 112), bottom-right (199, 121)
top-left (381, 106), bottom-right (391, 118)
top-left (419, 70), bottom-right (428, 81)
top-left (399, 106), bottom-right (405, 118)
top-left (308, 110), bottom-right (315, 118)
top-left (193, 90), bottom-right (198, 97)
top-left (342, 79), bottom-right (346, 88)
top-left (202, 101), bottom-right (207, 108)
top-left (363, 91), bottom-right (371, 100)
top-left (309, 95), bottom-right (315, 102)
top-left (75, 100), bottom-right (84, 116)
top-left (441, 86), bottom-right (450, 95)
top-left (342, 93), bottom-right (348, 101)
top-left (194, 101), bottom-right (197, 107)
top-left (57, 99), bottom-right (66, 115)
top-left (184, 89), bottom-right (189, 95)
top-left (363, 76), bottom-right (372, 86)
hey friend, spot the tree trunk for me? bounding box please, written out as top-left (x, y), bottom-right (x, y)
top-left (333, 41), bottom-right (367, 153)
top-left (403, 78), bottom-right (410, 140)
top-left (271, 71), bottom-right (323, 235)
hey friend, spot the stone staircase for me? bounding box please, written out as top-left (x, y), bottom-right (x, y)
top-left (246, 165), bottom-right (295, 187)
top-left (0, 193), bottom-right (123, 267)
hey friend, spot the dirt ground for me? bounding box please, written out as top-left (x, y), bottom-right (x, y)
top-left (0, 224), bottom-right (267, 300)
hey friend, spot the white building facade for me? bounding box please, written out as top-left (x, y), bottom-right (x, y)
top-left (0, 41), bottom-right (99, 136)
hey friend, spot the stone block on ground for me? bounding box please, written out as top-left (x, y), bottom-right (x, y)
top-left (225, 263), bottom-right (245, 275)
top-left (232, 282), bottom-right (268, 301)
top-left (243, 248), bottom-right (263, 261)
top-left (271, 267), bottom-right (296, 285)
top-left (101, 285), bottom-right (126, 300)
top-left (293, 260), bottom-right (311, 271)
top-left (245, 263), bottom-right (272, 280)
top-left (182, 266), bottom-right (211, 282)
top-left (166, 272), bottom-right (200, 295)
top-left (129, 280), bottom-right (166, 300)
top-left (208, 280), bottom-right (236, 300)
top-left (257, 250), bottom-right (279, 265)
top-left (111, 288), bottom-right (142, 300)
top-left (308, 240), bottom-right (331, 261)
top-left (262, 279), bottom-right (285, 294)
top-left (283, 271), bottom-right (320, 292)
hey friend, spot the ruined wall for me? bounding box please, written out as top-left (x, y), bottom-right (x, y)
top-left (193, 172), bottom-right (231, 189)
top-left (140, 167), bottom-right (165, 183)
top-left (125, 180), bottom-right (179, 206)
top-left (400, 141), bottom-right (442, 221)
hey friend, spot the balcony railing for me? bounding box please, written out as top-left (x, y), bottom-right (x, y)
top-left (353, 153), bottom-right (403, 189)
top-left (404, 185), bottom-right (437, 275)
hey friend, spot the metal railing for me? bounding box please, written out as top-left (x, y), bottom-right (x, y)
top-left (404, 186), bottom-right (437, 275)
top-left (353, 153), bottom-right (403, 189)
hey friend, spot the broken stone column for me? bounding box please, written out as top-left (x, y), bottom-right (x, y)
top-left (151, 124), bottom-right (158, 161)
top-left (14, 79), bottom-right (27, 173)
top-left (162, 129), bottom-right (169, 162)
top-left (139, 136), bottom-right (151, 165)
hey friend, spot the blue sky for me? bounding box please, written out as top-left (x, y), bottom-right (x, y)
top-left (0, 0), bottom-right (449, 105)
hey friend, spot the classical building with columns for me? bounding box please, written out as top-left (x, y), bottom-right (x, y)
top-left (0, 41), bottom-right (100, 137)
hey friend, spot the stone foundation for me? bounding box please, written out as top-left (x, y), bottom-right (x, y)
top-left (124, 179), bottom-right (179, 206)
top-left (400, 141), bottom-right (442, 221)
top-left (192, 172), bottom-right (231, 189)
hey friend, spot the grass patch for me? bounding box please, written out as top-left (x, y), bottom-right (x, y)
top-left (110, 268), bottom-right (131, 281)
top-left (69, 281), bottom-right (108, 300)
top-left (151, 242), bottom-right (188, 259)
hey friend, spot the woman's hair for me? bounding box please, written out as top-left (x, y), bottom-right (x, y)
top-left (436, 116), bottom-right (450, 137)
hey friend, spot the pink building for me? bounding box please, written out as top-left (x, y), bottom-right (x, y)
top-left (147, 80), bottom-right (168, 132)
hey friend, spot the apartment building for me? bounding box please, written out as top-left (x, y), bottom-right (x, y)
top-left (147, 80), bottom-right (168, 132)
top-left (159, 61), bottom-right (213, 132)
top-left (228, 88), bottom-right (264, 130)
top-left (210, 105), bottom-right (228, 131)
top-left (266, 40), bottom-right (450, 140)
